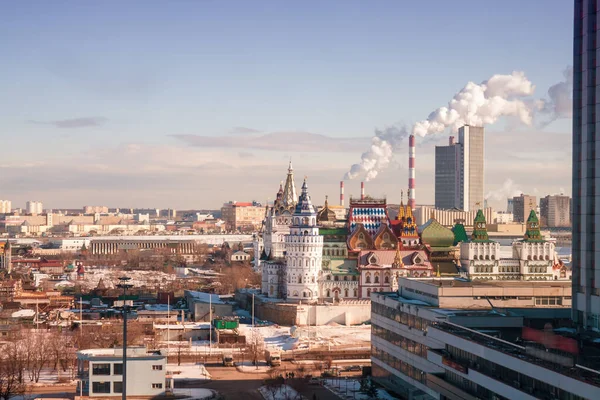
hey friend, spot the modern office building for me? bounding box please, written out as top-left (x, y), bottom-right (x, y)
top-left (512, 194), bottom-right (536, 223)
top-left (573, 0), bottom-right (600, 331)
top-left (540, 195), bottom-right (571, 227)
top-left (434, 126), bottom-right (484, 211)
top-left (370, 278), bottom-right (599, 399)
top-left (435, 137), bottom-right (461, 209)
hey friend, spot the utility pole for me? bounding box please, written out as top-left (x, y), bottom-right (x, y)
top-left (117, 276), bottom-right (133, 400)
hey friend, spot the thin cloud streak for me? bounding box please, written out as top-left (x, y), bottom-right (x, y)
top-left (170, 131), bottom-right (369, 152)
top-left (229, 126), bottom-right (262, 134)
top-left (29, 117), bottom-right (108, 128)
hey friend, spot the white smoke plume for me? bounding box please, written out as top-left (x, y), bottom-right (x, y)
top-left (412, 71), bottom-right (536, 137)
top-left (485, 179), bottom-right (523, 201)
top-left (539, 66), bottom-right (573, 126)
top-left (345, 69), bottom-right (571, 181)
top-left (344, 126), bottom-right (407, 181)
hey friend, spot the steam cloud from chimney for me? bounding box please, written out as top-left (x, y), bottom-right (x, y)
top-left (344, 69), bottom-right (572, 181)
top-left (485, 178), bottom-right (523, 201)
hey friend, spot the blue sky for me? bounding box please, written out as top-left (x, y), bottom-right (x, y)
top-left (0, 1), bottom-right (573, 209)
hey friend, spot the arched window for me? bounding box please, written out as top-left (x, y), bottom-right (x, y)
top-left (344, 276), bottom-right (348, 281)
top-left (384, 275), bottom-right (390, 284)
top-left (312, 276), bottom-right (315, 283)
top-left (303, 292), bottom-right (307, 297)
top-left (354, 289), bottom-right (358, 297)
top-left (374, 274), bottom-right (380, 284)
top-left (334, 276), bottom-right (339, 281)
top-left (365, 274), bottom-right (371, 284)
top-left (326, 275), bottom-right (331, 281)
top-left (352, 275), bottom-right (357, 281)
top-left (326, 289), bottom-right (331, 297)
top-left (367, 288), bottom-right (371, 297)
top-left (298, 276), bottom-right (302, 283)
top-left (344, 289), bottom-right (349, 297)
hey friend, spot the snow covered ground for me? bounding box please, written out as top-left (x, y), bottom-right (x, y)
top-left (235, 361), bottom-right (271, 373)
top-left (172, 388), bottom-right (216, 399)
top-left (238, 323), bottom-right (371, 351)
top-left (324, 379), bottom-right (397, 400)
top-left (168, 362), bottom-right (211, 380)
top-left (76, 265), bottom-right (178, 290)
top-left (258, 385), bottom-right (302, 400)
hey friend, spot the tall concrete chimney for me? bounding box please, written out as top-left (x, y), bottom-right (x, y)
top-left (361, 181), bottom-right (365, 200)
top-left (408, 134), bottom-right (416, 210)
top-left (340, 181), bottom-right (345, 207)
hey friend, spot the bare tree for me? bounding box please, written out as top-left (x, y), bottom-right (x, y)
top-left (248, 329), bottom-right (264, 367)
top-left (0, 342), bottom-right (27, 400)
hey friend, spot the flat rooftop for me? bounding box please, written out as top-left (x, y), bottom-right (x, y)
top-left (433, 322), bottom-right (600, 388)
top-left (404, 278), bottom-right (571, 289)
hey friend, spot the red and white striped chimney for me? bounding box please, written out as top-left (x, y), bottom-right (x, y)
top-left (408, 134), bottom-right (416, 210)
top-left (340, 181), bottom-right (345, 207)
top-left (360, 181), bottom-right (365, 200)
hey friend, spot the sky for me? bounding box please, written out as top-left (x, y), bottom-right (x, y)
top-left (0, 0), bottom-right (574, 210)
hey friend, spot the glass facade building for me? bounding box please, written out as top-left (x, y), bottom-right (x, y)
top-left (573, 0), bottom-right (600, 331)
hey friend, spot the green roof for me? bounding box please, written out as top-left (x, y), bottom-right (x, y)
top-left (452, 223), bottom-right (469, 245)
top-left (421, 218), bottom-right (455, 248)
top-left (320, 227), bottom-right (349, 236)
top-left (524, 209), bottom-right (544, 242)
top-left (471, 210), bottom-right (490, 242)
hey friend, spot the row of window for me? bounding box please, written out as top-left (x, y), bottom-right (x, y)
top-left (324, 288), bottom-right (358, 298)
top-left (403, 286), bottom-right (439, 300)
top-left (372, 323), bottom-right (427, 358)
top-left (92, 363), bottom-right (162, 376)
top-left (325, 275), bottom-right (358, 281)
top-left (372, 301), bottom-right (429, 332)
top-left (365, 272), bottom-right (389, 284)
top-left (446, 345), bottom-right (585, 400)
top-left (92, 381), bottom-right (163, 394)
top-left (372, 345), bottom-right (427, 384)
top-left (534, 296), bottom-right (563, 305)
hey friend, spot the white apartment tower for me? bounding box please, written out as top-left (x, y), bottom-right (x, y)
top-left (26, 201), bottom-right (43, 215)
top-left (0, 200), bottom-right (11, 214)
top-left (285, 179), bottom-right (323, 301)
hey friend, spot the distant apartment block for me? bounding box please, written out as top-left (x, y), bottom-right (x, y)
top-left (0, 200), bottom-right (11, 214)
top-left (512, 194), bottom-right (536, 223)
top-left (221, 201), bottom-right (264, 232)
top-left (494, 211), bottom-right (513, 224)
top-left (540, 195), bottom-right (571, 227)
top-left (84, 205), bottom-right (109, 214)
top-left (25, 200), bottom-right (43, 215)
top-left (413, 205), bottom-right (495, 227)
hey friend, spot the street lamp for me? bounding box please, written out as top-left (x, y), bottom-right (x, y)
top-left (116, 276), bottom-right (133, 400)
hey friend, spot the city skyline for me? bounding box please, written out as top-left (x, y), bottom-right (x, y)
top-left (0, 1), bottom-right (573, 209)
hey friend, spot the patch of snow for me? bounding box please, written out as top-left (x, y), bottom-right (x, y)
top-left (236, 361), bottom-right (271, 374)
top-left (324, 379), bottom-right (397, 400)
top-left (187, 290), bottom-right (225, 304)
top-left (172, 388), bottom-right (215, 399)
top-left (258, 385), bottom-right (301, 400)
top-left (169, 362), bottom-right (211, 380)
top-left (12, 309), bottom-right (36, 318)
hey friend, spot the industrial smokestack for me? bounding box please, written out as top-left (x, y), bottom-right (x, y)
top-left (361, 182), bottom-right (365, 200)
top-left (408, 135), bottom-right (416, 210)
top-left (340, 181), bottom-right (345, 207)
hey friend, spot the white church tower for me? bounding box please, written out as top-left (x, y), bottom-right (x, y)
top-left (285, 178), bottom-right (322, 302)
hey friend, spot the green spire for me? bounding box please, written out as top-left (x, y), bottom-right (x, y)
top-left (471, 210), bottom-right (489, 242)
top-left (452, 223), bottom-right (469, 245)
top-left (524, 209), bottom-right (543, 241)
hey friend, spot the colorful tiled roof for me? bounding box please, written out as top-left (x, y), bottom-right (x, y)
top-left (357, 249), bottom-right (432, 269)
top-left (348, 203), bottom-right (390, 236)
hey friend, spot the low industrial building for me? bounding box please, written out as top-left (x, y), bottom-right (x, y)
top-left (77, 347), bottom-right (166, 398)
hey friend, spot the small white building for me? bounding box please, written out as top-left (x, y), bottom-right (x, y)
top-left (77, 347), bottom-right (166, 398)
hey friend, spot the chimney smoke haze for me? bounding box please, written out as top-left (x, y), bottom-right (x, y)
top-left (344, 69), bottom-right (572, 183)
